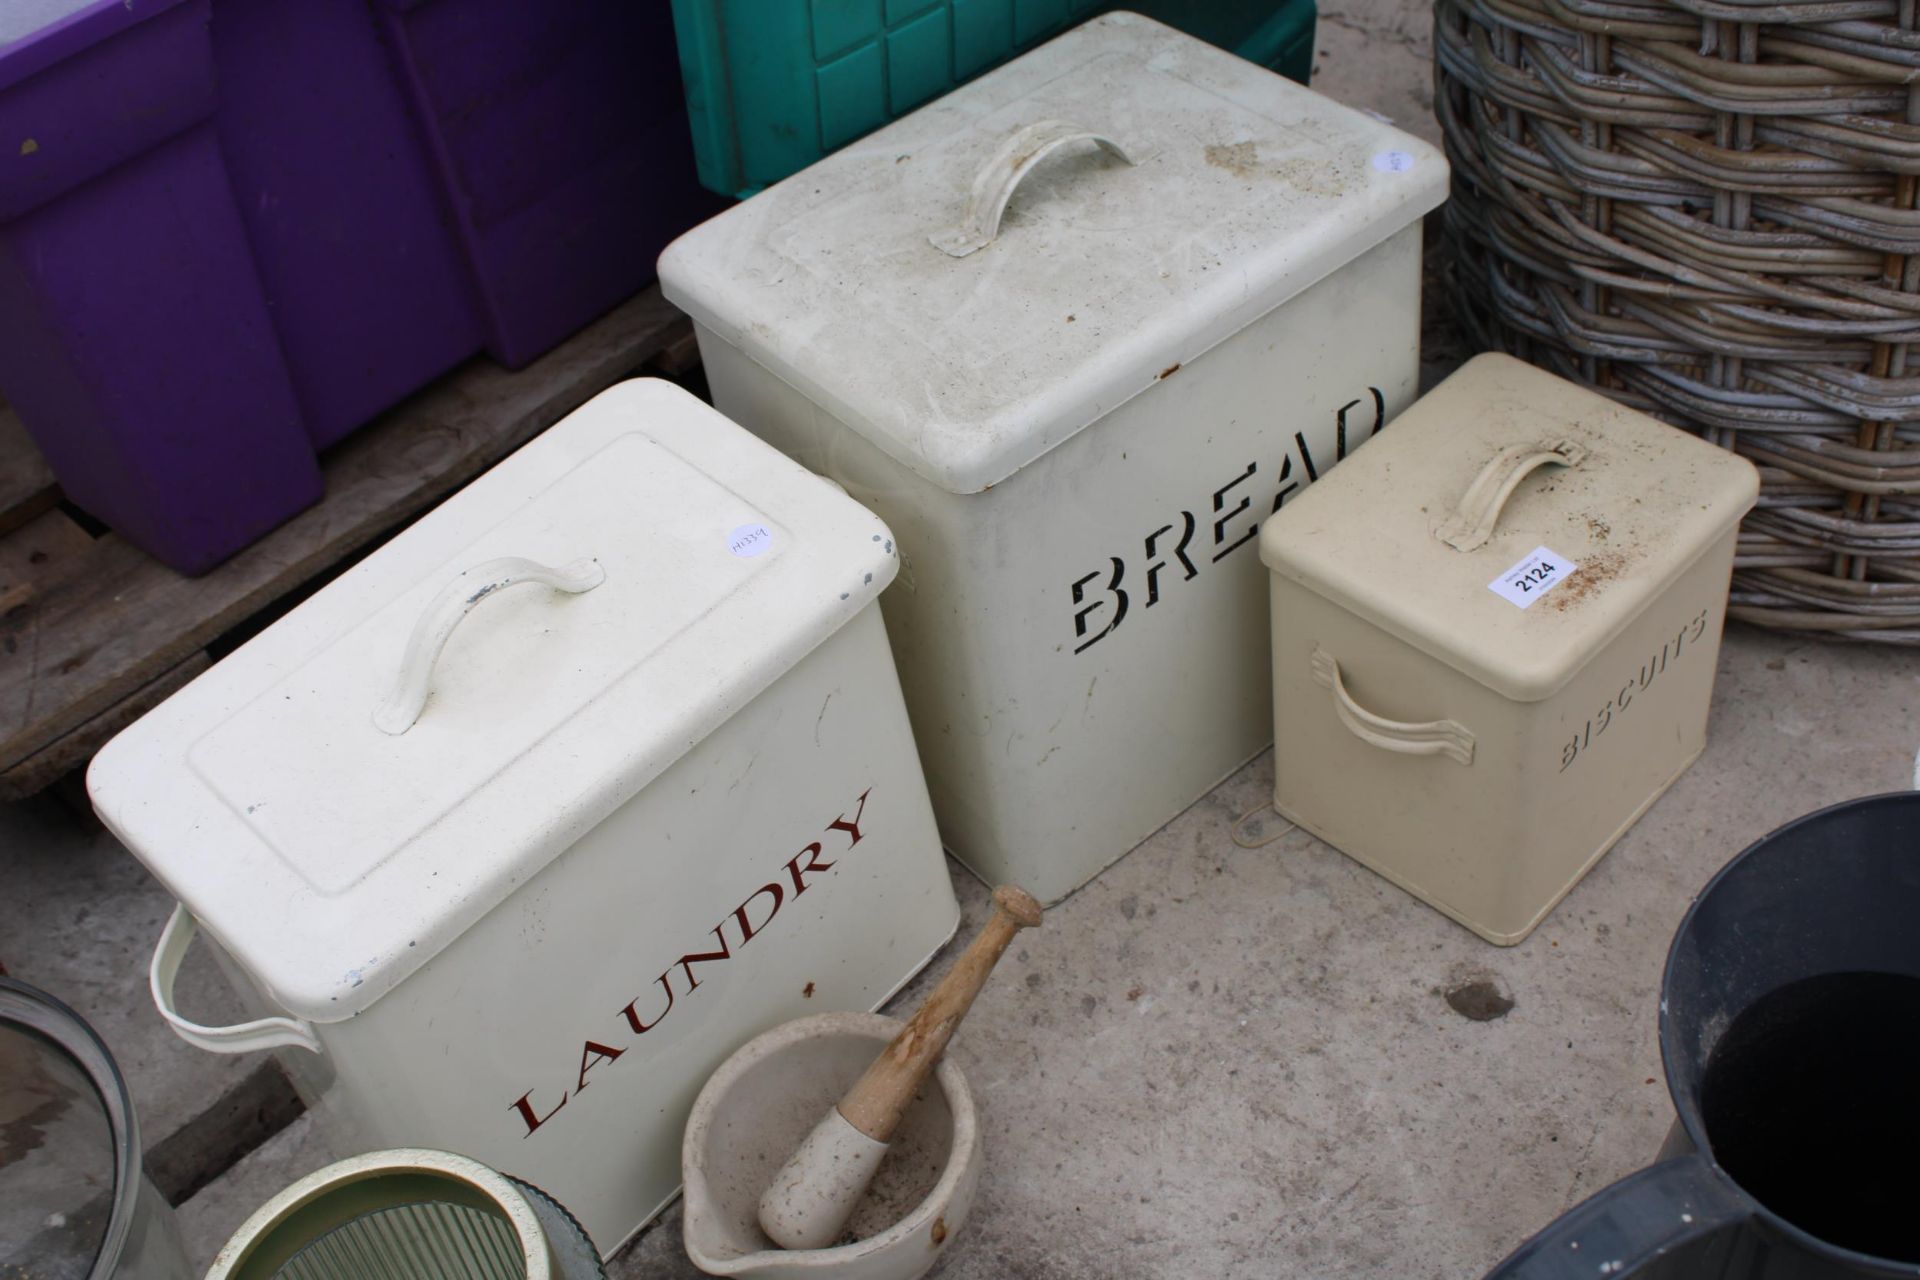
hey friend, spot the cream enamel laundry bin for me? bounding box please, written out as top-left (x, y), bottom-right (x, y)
top-left (85, 379), bottom-right (960, 1258)
top-left (659, 12), bottom-right (1448, 905)
top-left (1260, 354), bottom-right (1760, 944)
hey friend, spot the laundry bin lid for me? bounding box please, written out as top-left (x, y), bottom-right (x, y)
top-left (87, 379), bottom-right (899, 1024)
top-left (1259, 353), bottom-right (1761, 702)
top-left (658, 10), bottom-right (1445, 496)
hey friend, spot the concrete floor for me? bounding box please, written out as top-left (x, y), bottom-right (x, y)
top-left (615, 631), bottom-right (1920, 1279)
top-left (8, 3), bottom-right (1920, 1278)
top-left (10, 625), bottom-right (1913, 1278)
top-left (1315, 0), bottom-right (1444, 151)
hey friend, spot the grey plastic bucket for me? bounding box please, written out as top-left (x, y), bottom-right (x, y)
top-left (1483, 792), bottom-right (1920, 1278)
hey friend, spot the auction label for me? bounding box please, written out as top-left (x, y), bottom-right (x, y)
top-left (727, 523), bottom-right (773, 558)
top-left (1489, 545), bottom-right (1576, 609)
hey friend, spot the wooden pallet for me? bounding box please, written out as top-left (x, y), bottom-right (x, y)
top-left (0, 288), bottom-right (692, 802)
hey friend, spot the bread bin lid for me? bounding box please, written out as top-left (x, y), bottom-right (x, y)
top-left (657, 11), bottom-right (1446, 496)
top-left (1259, 354), bottom-right (1761, 703)
top-left (87, 379), bottom-right (899, 1022)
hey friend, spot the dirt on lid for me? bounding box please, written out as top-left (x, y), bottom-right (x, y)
top-left (1549, 549), bottom-right (1630, 613)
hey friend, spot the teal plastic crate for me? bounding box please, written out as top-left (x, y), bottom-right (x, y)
top-left (670, 1), bottom-right (1317, 199)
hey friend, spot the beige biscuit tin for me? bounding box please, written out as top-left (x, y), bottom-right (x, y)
top-left (1259, 354), bottom-right (1759, 944)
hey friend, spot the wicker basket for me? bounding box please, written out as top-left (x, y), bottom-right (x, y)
top-left (1435, 0), bottom-right (1920, 640)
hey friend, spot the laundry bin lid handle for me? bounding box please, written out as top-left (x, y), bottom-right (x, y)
top-left (374, 555), bottom-right (606, 736)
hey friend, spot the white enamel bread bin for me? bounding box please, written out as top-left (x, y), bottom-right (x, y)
top-left (86, 380), bottom-right (960, 1256)
top-left (659, 13), bottom-right (1448, 905)
top-left (1260, 355), bottom-right (1760, 944)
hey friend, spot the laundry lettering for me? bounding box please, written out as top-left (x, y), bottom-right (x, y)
top-left (1070, 389), bottom-right (1386, 654)
top-left (507, 786), bottom-right (875, 1138)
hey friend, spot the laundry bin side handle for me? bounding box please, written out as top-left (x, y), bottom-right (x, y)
top-left (150, 904), bottom-right (322, 1055)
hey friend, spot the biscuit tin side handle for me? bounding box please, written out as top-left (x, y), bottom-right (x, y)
top-left (1436, 439), bottom-right (1588, 553)
top-left (151, 905), bottom-right (322, 1055)
top-left (373, 556), bottom-right (605, 736)
top-left (1311, 648), bottom-right (1475, 766)
top-left (929, 120), bottom-right (1135, 258)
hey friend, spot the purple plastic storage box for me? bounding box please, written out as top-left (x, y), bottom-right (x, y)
top-left (373, 0), bottom-right (728, 367)
top-left (0, 0), bottom-right (720, 575)
top-left (210, 0), bottom-right (482, 448)
top-left (0, 0), bottom-right (322, 575)
top-left (213, 0), bottom-right (723, 435)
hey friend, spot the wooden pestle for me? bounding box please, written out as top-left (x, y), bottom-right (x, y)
top-left (757, 885), bottom-right (1043, 1250)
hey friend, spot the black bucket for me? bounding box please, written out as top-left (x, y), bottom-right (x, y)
top-left (1486, 792), bottom-right (1920, 1279)
top-left (0, 977), bottom-right (193, 1279)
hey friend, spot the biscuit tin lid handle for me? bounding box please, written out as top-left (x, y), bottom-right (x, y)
top-left (929, 119), bottom-right (1135, 259)
top-left (1436, 439), bottom-right (1589, 553)
top-left (373, 556), bottom-right (606, 736)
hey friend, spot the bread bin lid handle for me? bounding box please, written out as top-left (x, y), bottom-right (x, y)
top-left (928, 119), bottom-right (1135, 259)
